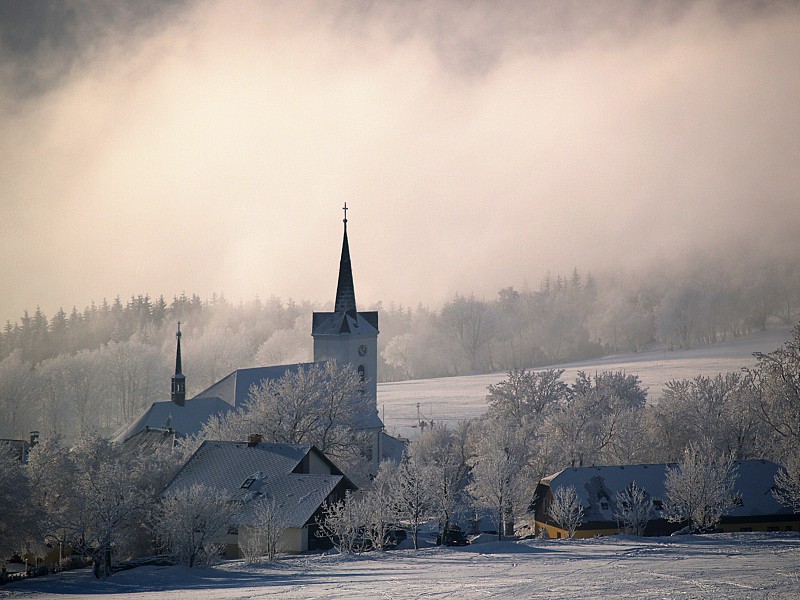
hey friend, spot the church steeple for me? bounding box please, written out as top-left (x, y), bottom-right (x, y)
top-left (334, 202), bottom-right (357, 314)
top-left (171, 322), bottom-right (186, 406)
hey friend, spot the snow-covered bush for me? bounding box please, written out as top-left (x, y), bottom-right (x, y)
top-left (315, 492), bottom-right (368, 554)
top-left (239, 496), bottom-right (288, 563)
top-left (547, 485), bottom-right (585, 539)
top-left (613, 481), bottom-right (653, 536)
top-left (773, 454), bottom-right (800, 513)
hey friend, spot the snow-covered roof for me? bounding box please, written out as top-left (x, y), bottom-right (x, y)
top-left (163, 440), bottom-right (354, 528)
top-left (119, 427), bottom-right (178, 452)
top-left (111, 396), bottom-right (233, 444)
top-left (541, 460), bottom-right (790, 521)
top-left (311, 310), bottom-right (379, 336)
top-left (191, 363), bottom-right (317, 407)
top-left (236, 473), bottom-right (344, 528)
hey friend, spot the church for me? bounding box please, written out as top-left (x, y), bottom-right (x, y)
top-left (114, 206), bottom-right (404, 469)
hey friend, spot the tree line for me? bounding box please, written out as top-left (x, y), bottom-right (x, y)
top-left (1, 253), bottom-right (798, 439)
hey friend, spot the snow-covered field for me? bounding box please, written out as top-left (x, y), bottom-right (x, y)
top-left (3, 533), bottom-right (799, 599)
top-left (379, 329), bottom-right (792, 438)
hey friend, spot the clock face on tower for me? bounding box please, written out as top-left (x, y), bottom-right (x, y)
top-left (358, 344), bottom-right (367, 356)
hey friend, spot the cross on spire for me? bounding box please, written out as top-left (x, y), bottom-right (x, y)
top-left (343, 202), bottom-right (348, 226)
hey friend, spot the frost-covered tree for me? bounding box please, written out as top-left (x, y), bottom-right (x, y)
top-left (151, 483), bottom-right (236, 567)
top-left (316, 491), bottom-right (368, 554)
top-left (747, 324), bottom-right (800, 459)
top-left (773, 454), bottom-right (800, 513)
top-left (0, 350), bottom-right (36, 437)
top-left (651, 373), bottom-right (762, 462)
top-left (588, 289), bottom-right (653, 353)
top-left (254, 314), bottom-right (312, 367)
top-left (361, 464), bottom-right (396, 551)
top-left (613, 481), bottom-right (653, 536)
top-left (199, 360), bottom-right (373, 477)
top-left (468, 422), bottom-right (533, 539)
top-left (0, 446), bottom-right (39, 558)
top-left (546, 371), bottom-right (647, 467)
top-left (664, 441), bottom-right (739, 532)
top-left (26, 435), bottom-right (82, 558)
top-left (547, 485), bottom-right (585, 539)
top-left (97, 339), bottom-right (169, 429)
top-left (71, 433), bottom-right (154, 577)
top-left (240, 496), bottom-right (288, 563)
top-left (391, 446), bottom-right (436, 549)
top-left (414, 423), bottom-right (472, 544)
top-left (439, 294), bottom-right (497, 373)
top-left (27, 432), bottom-right (175, 575)
top-left (486, 368), bottom-right (568, 426)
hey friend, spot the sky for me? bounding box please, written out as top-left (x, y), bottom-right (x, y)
top-left (1, 0), bottom-right (799, 324)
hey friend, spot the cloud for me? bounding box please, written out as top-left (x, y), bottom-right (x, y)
top-left (1, 0), bottom-right (799, 322)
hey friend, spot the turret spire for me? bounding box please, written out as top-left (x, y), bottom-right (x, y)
top-left (171, 322), bottom-right (186, 406)
top-left (334, 203), bottom-right (357, 314)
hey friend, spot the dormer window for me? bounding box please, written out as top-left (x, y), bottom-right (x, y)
top-left (601, 501), bottom-right (609, 510)
top-left (241, 477), bottom-right (256, 489)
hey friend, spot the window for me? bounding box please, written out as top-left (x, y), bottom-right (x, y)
top-left (228, 525), bottom-right (238, 535)
top-left (732, 495), bottom-right (743, 507)
top-left (358, 365), bottom-right (365, 382)
top-left (651, 499), bottom-right (664, 510)
top-left (786, 526), bottom-right (793, 531)
top-left (740, 527), bottom-right (752, 532)
top-left (241, 477), bottom-right (256, 489)
top-left (601, 502), bottom-right (609, 511)
top-left (768, 526), bottom-right (779, 532)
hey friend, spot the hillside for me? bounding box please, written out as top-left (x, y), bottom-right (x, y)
top-left (378, 328), bottom-right (792, 439)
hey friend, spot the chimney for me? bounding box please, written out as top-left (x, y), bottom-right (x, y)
top-left (29, 431), bottom-right (39, 448)
top-left (247, 433), bottom-right (263, 447)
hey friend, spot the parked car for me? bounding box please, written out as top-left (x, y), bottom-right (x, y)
top-left (436, 525), bottom-right (469, 546)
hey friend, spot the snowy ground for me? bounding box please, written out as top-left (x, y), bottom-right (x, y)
top-left (379, 329), bottom-right (791, 438)
top-left (3, 533), bottom-right (799, 599)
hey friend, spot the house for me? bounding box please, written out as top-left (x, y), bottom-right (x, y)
top-left (161, 436), bottom-right (357, 555)
top-left (532, 460), bottom-right (800, 539)
top-left (114, 207), bottom-right (404, 469)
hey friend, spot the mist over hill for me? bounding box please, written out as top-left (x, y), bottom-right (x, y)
top-left (1, 250), bottom-right (797, 440)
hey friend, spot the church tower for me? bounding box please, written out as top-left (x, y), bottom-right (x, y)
top-left (312, 204), bottom-right (379, 406)
top-left (171, 322), bottom-right (186, 406)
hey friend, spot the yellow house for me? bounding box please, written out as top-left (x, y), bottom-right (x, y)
top-left (162, 437), bottom-right (356, 554)
top-left (532, 461), bottom-right (800, 539)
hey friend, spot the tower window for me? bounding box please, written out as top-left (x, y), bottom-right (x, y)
top-left (358, 365), bottom-right (365, 382)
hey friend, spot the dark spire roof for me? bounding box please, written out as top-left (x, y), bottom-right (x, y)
top-left (171, 322), bottom-right (186, 406)
top-left (334, 203), bottom-right (357, 314)
top-left (175, 321), bottom-right (183, 376)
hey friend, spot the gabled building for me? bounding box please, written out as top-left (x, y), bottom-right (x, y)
top-left (114, 207), bottom-right (403, 469)
top-left (161, 437), bottom-right (356, 554)
top-left (532, 460), bottom-right (800, 539)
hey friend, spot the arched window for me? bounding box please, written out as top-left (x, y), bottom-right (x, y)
top-left (358, 365), bottom-right (365, 382)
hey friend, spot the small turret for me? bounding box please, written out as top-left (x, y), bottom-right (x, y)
top-left (170, 322), bottom-right (186, 406)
